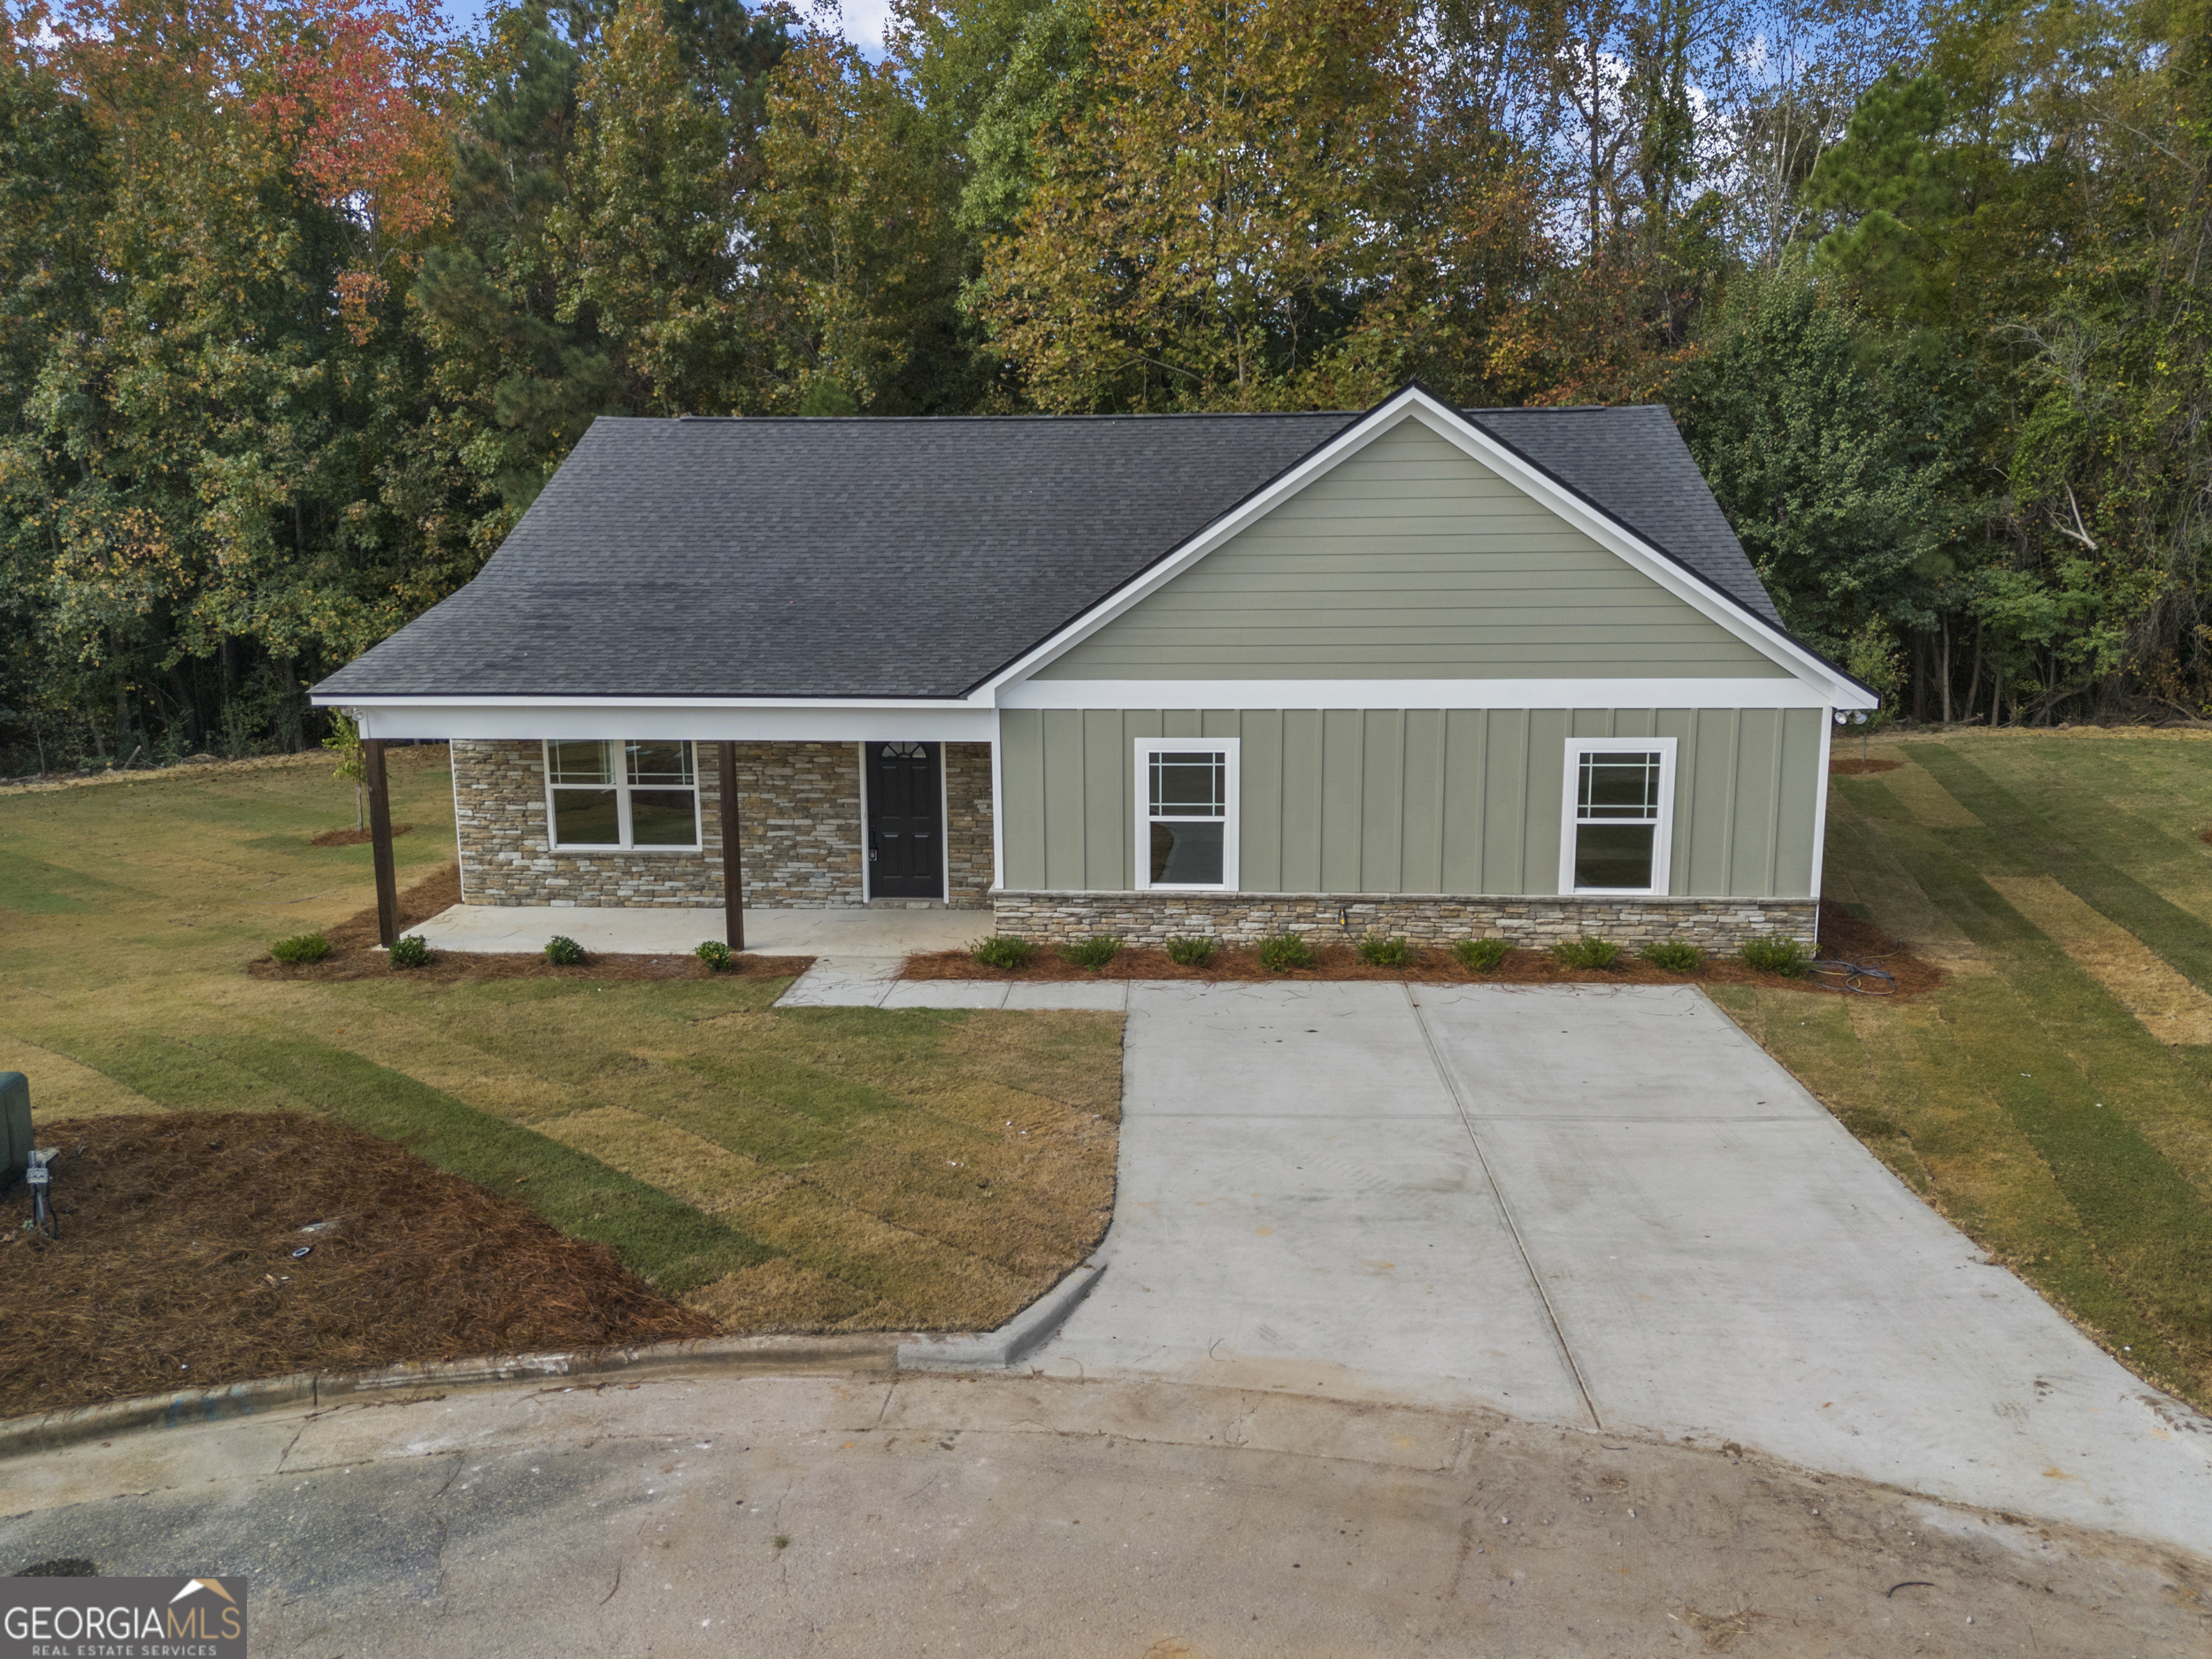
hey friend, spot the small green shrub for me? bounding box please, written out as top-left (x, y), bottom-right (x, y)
top-left (271, 933), bottom-right (331, 964)
top-left (1256, 933), bottom-right (1317, 972)
top-left (1640, 940), bottom-right (1702, 973)
top-left (970, 934), bottom-right (1036, 970)
top-left (545, 934), bottom-right (587, 966)
top-left (695, 940), bottom-right (733, 972)
top-left (388, 934), bottom-right (432, 970)
top-left (1061, 933), bottom-right (1124, 971)
top-left (1452, 937), bottom-right (1512, 972)
top-left (1551, 935), bottom-right (1622, 971)
top-left (1740, 935), bottom-right (1811, 977)
top-left (1164, 935), bottom-right (1218, 967)
top-left (1356, 934), bottom-right (1416, 968)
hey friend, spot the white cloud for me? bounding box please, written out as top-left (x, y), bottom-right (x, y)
top-left (833, 0), bottom-right (899, 54)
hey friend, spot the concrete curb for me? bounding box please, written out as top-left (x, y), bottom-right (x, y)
top-left (2, 1262), bottom-right (1110, 1457)
top-left (896, 1260), bottom-right (1106, 1371)
top-left (0, 1333), bottom-right (901, 1459)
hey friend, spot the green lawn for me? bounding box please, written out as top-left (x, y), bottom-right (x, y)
top-left (1711, 728), bottom-right (2212, 1410)
top-left (12, 733), bottom-right (2209, 1401)
top-left (0, 752), bottom-right (1123, 1333)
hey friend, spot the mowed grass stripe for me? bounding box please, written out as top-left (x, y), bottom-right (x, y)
top-left (1844, 813), bottom-right (2212, 1363)
top-left (71, 1029), bottom-right (780, 1295)
top-left (1859, 760), bottom-right (2212, 1197)
top-left (1714, 983), bottom-right (2149, 1350)
top-left (1914, 745), bottom-right (2212, 992)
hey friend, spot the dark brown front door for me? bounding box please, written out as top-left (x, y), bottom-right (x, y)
top-left (867, 741), bottom-right (942, 899)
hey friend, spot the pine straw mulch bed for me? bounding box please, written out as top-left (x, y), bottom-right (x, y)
top-left (310, 822), bottom-right (411, 848)
top-left (1829, 757), bottom-right (1903, 775)
top-left (249, 861), bottom-right (812, 984)
top-left (902, 900), bottom-right (1945, 998)
top-left (0, 1111), bottom-right (718, 1419)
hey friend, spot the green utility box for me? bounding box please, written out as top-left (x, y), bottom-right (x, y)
top-left (0, 1071), bottom-right (28, 1189)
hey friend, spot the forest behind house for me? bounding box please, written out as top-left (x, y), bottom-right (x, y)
top-left (2, 0), bottom-right (2207, 772)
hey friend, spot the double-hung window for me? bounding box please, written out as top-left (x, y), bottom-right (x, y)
top-left (1558, 736), bottom-right (1675, 895)
top-left (1134, 738), bottom-right (1239, 890)
top-left (544, 741), bottom-right (702, 850)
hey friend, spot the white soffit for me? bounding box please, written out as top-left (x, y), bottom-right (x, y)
top-left (327, 700), bottom-right (996, 743)
top-left (981, 386), bottom-right (1877, 711)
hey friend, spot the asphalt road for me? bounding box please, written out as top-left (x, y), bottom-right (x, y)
top-left (3, 1371), bottom-right (2206, 1656)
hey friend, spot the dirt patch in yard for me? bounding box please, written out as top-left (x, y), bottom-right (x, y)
top-left (0, 1111), bottom-right (718, 1419)
top-left (1829, 756), bottom-right (1902, 774)
top-left (310, 823), bottom-right (411, 848)
top-left (905, 900), bottom-right (1943, 996)
top-left (249, 862), bottom-right (811, 985)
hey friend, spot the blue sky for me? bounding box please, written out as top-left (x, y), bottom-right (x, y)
top-left (436, 0), bottom-right (896, 52)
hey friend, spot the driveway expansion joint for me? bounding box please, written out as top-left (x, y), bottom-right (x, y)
top-left (1399, 982), bottom-right (1605, 1433)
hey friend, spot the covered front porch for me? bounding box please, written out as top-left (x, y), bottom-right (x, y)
top-left (342, 712), bottom-right (998, 958)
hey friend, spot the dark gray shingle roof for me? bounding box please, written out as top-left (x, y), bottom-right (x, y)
top-left (314, 403), bottom-right (1783, 701)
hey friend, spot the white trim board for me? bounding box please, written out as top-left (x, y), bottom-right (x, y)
top-left (1810, 710), bottom-right (1836, 901)
top-left (999, 677), bottom-right (1835, 711)
top-left (979, 386), bottom-right (1878, 712)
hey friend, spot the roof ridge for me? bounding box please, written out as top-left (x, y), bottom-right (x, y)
top-left (657, 411), bottom-right (1361, 425)
top-left (636, 405), bottom-right (1664, 426)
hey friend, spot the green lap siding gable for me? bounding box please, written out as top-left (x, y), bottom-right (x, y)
top-left (997, 706), bottom-right (1825, 899)
top-left (1031, 420), bottom-right (1788, 680)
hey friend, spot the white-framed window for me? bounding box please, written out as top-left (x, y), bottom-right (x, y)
top-left (1557, 736), bottom-right (1676, 895)
top-left (1134, 737), bottom-right (1239, 890)
top-left (544, 740), bottom-right (702, 851)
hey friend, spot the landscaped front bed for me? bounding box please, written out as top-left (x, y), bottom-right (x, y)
top-left (0, 1111), bottom-right (716, 1417)
top-left (0, 749), bottom-right (1125, 1411)
top-left (248, 860), bottom-right (813, 985)
top-left (906, 901), bottom-right (1944, 995)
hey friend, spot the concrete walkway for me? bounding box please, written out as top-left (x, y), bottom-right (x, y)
top-left (1031, 980), bottom-right (2212, 1554)
top-left (780, 970), bottom-right (1133, 1010)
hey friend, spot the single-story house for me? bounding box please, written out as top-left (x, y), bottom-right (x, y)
top-left (311, 384), bottom-right (1877, 950)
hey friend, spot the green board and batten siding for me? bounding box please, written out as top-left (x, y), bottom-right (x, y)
top-left (997, 707), bottom-right (1826, 899)
top-left (1033, 419), bottom-right (1789, 681)
top-left (1002, 413), bottom-right (1827, 901)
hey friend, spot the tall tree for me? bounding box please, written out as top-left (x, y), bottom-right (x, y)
top-left (753, 29), bottom-right (982, 412)
top-left (0, 0), bottom-right (471, 758)
top-left (974, 0), bottom-right (1544, 411)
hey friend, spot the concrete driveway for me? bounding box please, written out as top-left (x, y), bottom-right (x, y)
top-left (1033, 981), bottom-right (2212, 1553)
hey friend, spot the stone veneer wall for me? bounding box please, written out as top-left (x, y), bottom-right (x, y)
top-left (941, 742), bottom-right (994, 910)
top-left (453, 738), bottom-right (995, 909)
top-left (452, 738), bottom-right (865, 908)
top-left (991, 890), bottom-right (1820, 949)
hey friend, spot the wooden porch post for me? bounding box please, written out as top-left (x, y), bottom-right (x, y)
top-left (365, 738), bottom-right (399, 948)
top-left (718, 741), bottom-right (745, 951)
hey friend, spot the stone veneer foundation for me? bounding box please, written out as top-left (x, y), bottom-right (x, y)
top-left (989, 890), bottom-right (1820, 949)
top-left (451, 739), bottom-right (993, 910)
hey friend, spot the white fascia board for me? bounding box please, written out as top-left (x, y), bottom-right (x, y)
top-left (329, 698), bottom-right (995, 743)
top-left (979, 386), bottom-right (1878, 712)
top-left (1000, 677), bottom-right (1837, 710)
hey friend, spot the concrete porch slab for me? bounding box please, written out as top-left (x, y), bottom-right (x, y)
top-left (410, 903), bottom-right (985, 958)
